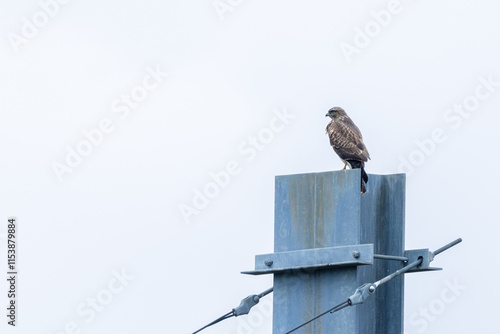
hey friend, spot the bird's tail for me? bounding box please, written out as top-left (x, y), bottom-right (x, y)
top-left (347, 160), bottom-right (368, 195)
top-left (361, 166), bottom-right (368, 184)
top-left (360, 166), bottom-right (368, 195)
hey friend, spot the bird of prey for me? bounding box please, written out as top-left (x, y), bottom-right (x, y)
top-left (325, 107), bottom-right (370, 194)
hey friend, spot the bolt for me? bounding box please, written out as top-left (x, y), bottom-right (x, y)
top-left (369, 285), bottom-right (375, 293)
top-left (352, 251), bottom-right (360, 259)
top-left (264, 259), bottom-right (273, 267)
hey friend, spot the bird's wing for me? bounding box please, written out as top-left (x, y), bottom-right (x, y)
top-left (326, 119), bottom-right (370, 162)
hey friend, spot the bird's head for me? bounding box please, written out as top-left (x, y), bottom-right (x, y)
top-left (325, 107), bottom-right (346, 119)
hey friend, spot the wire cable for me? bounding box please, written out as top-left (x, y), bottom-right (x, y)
top-left (374, 257), bottom-right (422, 287)
top-left (192, 310), bottom-right (235, 334)
top-left (258, 287), bottom-right (274, 298)
top-left (284, 300), bottom-right (350, 334)
top-left (191, 287), bottom-right (273, 334)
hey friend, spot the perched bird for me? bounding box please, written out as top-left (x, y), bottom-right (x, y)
top-left (325, 107), bottom-right (370, 194)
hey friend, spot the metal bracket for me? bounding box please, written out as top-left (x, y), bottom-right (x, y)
top-left (242, 245), bottom-right (446, 275)
top-left (404, 248), bottom-right (442, 273)
top-left (242, 244), bottom-right (373, 275)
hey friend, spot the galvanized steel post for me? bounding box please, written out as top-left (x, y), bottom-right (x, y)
top-left (272, 170), bottom-right (406, 333)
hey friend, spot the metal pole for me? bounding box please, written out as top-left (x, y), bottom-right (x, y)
top-left (273, 170), bottom-right (406, 334)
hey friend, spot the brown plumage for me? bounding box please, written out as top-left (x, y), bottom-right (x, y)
top-left (325, 107), bottom-right (370, 194)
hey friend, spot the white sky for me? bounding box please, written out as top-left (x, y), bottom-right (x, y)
top-left (0, 0), bottom-right (499, 333)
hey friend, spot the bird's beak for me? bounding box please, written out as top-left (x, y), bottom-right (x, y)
top-left (325, 113), bottom-right (329, 117)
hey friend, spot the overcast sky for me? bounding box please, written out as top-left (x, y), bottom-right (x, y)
top-left (1, 0), bottom-right (499, 333)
